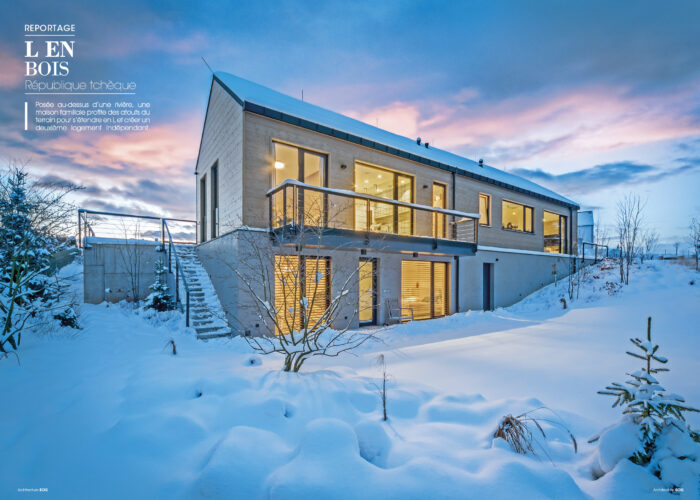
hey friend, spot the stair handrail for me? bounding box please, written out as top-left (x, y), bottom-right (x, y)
top-left (581, 241), bottom-right (609, 263)
top-left (162, 218), bottom-right (191, 327)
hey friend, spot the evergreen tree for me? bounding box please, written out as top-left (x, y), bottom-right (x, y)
top-left (0, 169), bottom-right (56, 303)
top-left (598, 317), bottom-right (698, 465)
top-left (0, 167), bottom-right (73, 353)
top-left (145, 259), bottom-right (175, 312)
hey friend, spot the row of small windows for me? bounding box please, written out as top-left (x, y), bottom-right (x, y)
top-left (478, 195), bottom-right (567, 253)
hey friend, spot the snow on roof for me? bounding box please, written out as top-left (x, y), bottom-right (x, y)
top-left (213, 72), bottom-right (579, 208)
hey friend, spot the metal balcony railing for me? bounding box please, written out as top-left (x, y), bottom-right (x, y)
top-left (267, 180), bottom-right (479, 245)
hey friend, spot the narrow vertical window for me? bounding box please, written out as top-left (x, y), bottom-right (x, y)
top-left (199, 175), bottom-right (207, 242)
top-left (479, 193), bottom-right (491, 226)
top-left (544, 211), bottom-right (568, 253)
top-left (432, 183), bottom-right (447, 238)
top-left (210, 163), bottom-right (218, 238)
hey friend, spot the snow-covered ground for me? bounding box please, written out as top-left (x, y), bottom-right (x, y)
top-left (1, 259), bottom-right (698, 499)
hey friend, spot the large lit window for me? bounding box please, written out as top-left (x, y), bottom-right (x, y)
top-left (401, 261), bottom-right (449, 320)
top-left (354, 163), bottom-right (413, 235)
top-left (274, 255), bottom-right (331, 335)
top-left (273, 142), bottom-right (327, 226)
top-left (544, 211), bottom-right (568, 253)
top-left (479, 193), bottom-right (491, 226)
top-left (502, 200), bottom-right (533, 233)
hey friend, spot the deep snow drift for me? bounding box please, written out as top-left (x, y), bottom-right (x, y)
top-left (1, 259), bottom-right (698, 499)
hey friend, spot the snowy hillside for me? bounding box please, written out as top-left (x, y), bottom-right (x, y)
top-left (1, 259), bottom-right (698, 499)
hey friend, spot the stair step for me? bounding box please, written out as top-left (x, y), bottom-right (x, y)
top-left (174, 244), bottom-right (230, 340)
top-left (197, 330), bottom-right (233, 340)
top-left (195, 325), bottom-right (230, 334)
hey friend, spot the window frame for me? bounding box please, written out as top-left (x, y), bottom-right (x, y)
top-left (501, 199), bottom-right (534, 234)
top-left (543, 210), bottom-right (568, 254)
top-left (353, 161), bottom-right (415, 235)
top-left (210, 162), bottom-right (218, 239)
top-left (272, 140), bottom-right (329, 188)
top-left (272, 141), bottom-right (329, 226)
top-left (401, 260), bottom-right (450, 320)
top-left (432, 182), bottom-right (448, 238)
top-left (478, 193), bottom-right (491, 227)
top-left (273, 255), bottom-right (331, 336)
top-left (199, 174), bottom-right (207, 242)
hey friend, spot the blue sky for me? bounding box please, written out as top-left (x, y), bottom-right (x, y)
top-left (1, 0), bottom-right (699, 246)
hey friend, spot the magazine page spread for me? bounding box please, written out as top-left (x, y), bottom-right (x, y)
top-left (2, 2), bottom-right (699, 499)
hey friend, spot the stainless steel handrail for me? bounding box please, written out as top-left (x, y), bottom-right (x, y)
top-left (267, 180), bottom-right (480, 245)
top-left (581, 241), bottom-right (609, 263)
top-left (163, 219), bottom-right (191, 327)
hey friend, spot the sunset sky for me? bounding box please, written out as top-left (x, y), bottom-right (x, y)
top-left (1, 0), bottom-right (699, 247)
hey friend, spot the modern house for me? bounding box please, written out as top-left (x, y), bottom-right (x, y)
top-left (194, 72), bottom-right (580, 336)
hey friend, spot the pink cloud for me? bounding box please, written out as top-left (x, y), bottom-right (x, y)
top-left (41, 114), bottom-right (201, 182)
top-left (0, 48), bottom-right (25, 89)
top-left (347, 83), bottom-right (700, 167)
top-left (346, 102), bottom-right (421, 139)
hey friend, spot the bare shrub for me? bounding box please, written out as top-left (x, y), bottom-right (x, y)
top-left (374, 353), bottom-right (390, 421)
top-left (640, 229), bottom-right (659, 264)
top-left (163, 339), bottom-right (177, 355)
top-left (229, 195), bottom-right (381, 372)
top-left (494, 407), bottom-right (577, 461)
top-left (690, 217), bottom-right (700, 270)
top-left (616, 194), bottom-right (645, 285)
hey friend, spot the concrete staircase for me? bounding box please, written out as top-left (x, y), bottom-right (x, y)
top-left (174, 245), bottom-right (232, 339)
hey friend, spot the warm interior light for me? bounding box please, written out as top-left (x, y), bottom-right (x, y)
top-left (274, 161), bottom-right (285, 170)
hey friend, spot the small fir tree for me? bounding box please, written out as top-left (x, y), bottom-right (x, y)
top-left (1, 169), bottom-right (55, 352)
top-left (598, 317), bottom-right (698, 465)
top-left (145, 260), bottom-right (175, 312)
top-left (53, 307), bottom-right (79, 328)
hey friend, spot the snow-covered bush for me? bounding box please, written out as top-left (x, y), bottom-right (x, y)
top-left (53, 306), bottom-right (79, 328)
top-left (593, 316), bottom-right (699, 491)
top-left (145, 259), bottom-right (175, 312)
top-left (0, 166), bottom-right (80, 355)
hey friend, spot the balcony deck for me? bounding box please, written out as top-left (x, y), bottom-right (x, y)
top-left (267, 180), bottom-right (479, 256)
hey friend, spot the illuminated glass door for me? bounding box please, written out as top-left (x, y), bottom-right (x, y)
top-left (358, 258), bottom-right (377, 325)
top-left (401, 261), bottom-right (449, 320)
top-left (354, 163), bottom-right (413, 235)
top-left (273, 142), bottom-right (327, 227)
top-left (432, 183), bottom-right (446, 238)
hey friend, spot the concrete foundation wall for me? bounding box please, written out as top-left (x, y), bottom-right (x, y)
top-left (197, 229), bottom-right (461, 336)
top-left (458, 247), bottom-right (590, 311)
top-left (196, 229), bottom-right (598, 336)
top-left (83, 238), bottom-right (162, 304)
top-left (196, 232), bottom-right (241, 328)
